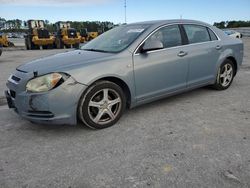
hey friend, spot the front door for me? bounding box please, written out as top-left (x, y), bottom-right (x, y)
top-left (133, 24), bottom-right (189, 102)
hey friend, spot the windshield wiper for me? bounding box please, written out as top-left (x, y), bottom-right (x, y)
top-left (83, 48), bottom-right (111, 53)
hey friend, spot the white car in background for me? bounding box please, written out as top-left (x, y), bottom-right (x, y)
top-left (224, 30), bottom-right (242, 38)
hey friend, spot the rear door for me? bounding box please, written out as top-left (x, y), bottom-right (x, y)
top-left (181, 24), bottom-right (221, 87)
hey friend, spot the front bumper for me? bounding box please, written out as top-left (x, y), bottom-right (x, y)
top-left (6, 76), bottom-right (87, 125)
top-left (62, 37), bottom-right (81, 45)
top-left (32, 36), bottom-right (55, 46)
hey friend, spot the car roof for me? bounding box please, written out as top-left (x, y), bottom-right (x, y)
top-left (127, 19), bottom-right (212, 27)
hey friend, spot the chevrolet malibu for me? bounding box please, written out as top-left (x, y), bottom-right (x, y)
top-left (5, 20), bottom-right (244, 129)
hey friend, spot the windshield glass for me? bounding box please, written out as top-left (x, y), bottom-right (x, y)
top-left (81, 24), bottom-right (151, 53)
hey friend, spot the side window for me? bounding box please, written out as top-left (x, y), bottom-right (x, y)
top-left (208, 28), bottom-right (218, 41)
top-left (146, 25), bottom-right (182, 48)
top-left (183, 25), bottom-right (210, 44)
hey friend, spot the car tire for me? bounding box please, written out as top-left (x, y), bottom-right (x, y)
top-left (74, 43), bottom-right (80, 49)
top-left (212, 59), bottom-right (235, 90)
top-left (56, 38), bottom-right (63, 49)
top-left (42, 45), bottom-right (48, 50)
top-left (25, 38), bottom-right (30, 50)
top-left (78, 81), bottom-right (126, 129)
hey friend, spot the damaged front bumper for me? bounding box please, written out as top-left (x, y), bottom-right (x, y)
top-left (6, 75), bottom-right (87, 125)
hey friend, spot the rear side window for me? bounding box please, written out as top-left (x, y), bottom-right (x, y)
top-left (147, 25), bottom-right (182, 48)
top-left (183, 25), bottom-right (210, 44)
top-left (207, 28), bottom-right (218, 41)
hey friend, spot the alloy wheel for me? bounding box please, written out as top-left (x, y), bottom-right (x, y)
top-left (87, 88), bottom-right (122, 125)
top-left (219, 63), bottom-right (233, 87)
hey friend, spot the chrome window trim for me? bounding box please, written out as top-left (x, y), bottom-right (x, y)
top-left (133, 22), bottom-right (221, 56)
top-left (206, 27), bottom-right (219, 41)
top-left (134, 40), bottom-right (219, 55)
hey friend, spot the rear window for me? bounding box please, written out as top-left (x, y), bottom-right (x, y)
top-left (208, 28), bottom-right (218, 41)
top-left (183, 25), bottom-right (210, 44)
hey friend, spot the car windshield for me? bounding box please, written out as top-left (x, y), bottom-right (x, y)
top-left (81, 24), bottom-right (151, 53)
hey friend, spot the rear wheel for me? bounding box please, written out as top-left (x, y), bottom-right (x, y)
top-left (8, 42), bottom-right (14, 47)
top-left (78, 81), bottom-right (126, 129)
top-left (212, 59), bottom-right (235, 90)
top-left (28, 37), bottom-right (35, 50)
top-left (25, 38), bottom-right (29, 50)
top-left (73, 43), bottom-right (80, 49)
top-left (47, 44), bottom-right (54, 49)
top-left (42, 45), bottom-right (48, 50)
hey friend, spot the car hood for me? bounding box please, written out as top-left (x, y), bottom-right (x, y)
top-left (17, 50), bottom-right (114, 74)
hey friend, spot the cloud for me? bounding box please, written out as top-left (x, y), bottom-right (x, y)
top-left (0, 0), bottom-right (114, 6)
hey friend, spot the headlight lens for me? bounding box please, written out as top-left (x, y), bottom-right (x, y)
top-left (26, 73), bottom-right (64, 93)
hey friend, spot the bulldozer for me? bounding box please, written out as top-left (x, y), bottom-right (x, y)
top-left (24, 20), bottom-right (55, 50)
top-left (55, 22), bottom-right (81, 48)
top-left (79, 28), bottom-right (99, 43)
top-left (0, 32), bottom-right (14, 47)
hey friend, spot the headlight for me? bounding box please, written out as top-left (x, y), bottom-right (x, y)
top-left (26, 73), bottom-right (66, 93)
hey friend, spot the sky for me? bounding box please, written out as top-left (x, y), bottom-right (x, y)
top-left (0, 0), bottom-right (250, 24)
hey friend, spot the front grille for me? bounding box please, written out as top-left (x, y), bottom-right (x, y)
top-left (27, 111), bottom-right (54, 118)
top-left (37, 29), bottom-right (50, 39)
top-left (68, 29), bottom-right (77, 38)
top-left (11, 75), bottom-right (21, 82)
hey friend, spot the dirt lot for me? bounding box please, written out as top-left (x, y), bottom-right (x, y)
top-left (0, 38), bottom-right (250, 188)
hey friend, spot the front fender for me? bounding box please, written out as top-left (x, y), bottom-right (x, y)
top-left (63, 56), bottom-right (137, 107)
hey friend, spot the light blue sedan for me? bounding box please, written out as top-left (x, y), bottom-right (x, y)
top-left (5, 20), bottom-right (244, 129)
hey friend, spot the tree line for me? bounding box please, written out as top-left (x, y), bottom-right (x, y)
top-left (46, 21), bottom-right (115, 33)
top-left (2, 18), bottom-right (250, 32)
top-left (213, 20), bottom-right (250, 28)
top-left (0, 17), bottom-right (115, 33)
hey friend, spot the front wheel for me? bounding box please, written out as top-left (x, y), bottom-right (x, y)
top-left (78, 81), bottom-right (126, 129)
top-left (212, 59), bottom-right (235, 90)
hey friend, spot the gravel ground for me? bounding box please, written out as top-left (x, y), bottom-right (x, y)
top-left (0, 38), bottom-right (249, 188)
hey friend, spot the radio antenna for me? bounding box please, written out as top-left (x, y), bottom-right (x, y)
top-left (124, 0), bottom-right (127, 23)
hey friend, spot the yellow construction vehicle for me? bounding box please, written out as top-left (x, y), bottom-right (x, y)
top-left (79, 28), bottom-right (99, 43)
top-left (55, 22), bottom-right (81, 48)
top-left (0, 32), bottom-right (14, 47)
top-left (24, 20), bottom-right (55, 50)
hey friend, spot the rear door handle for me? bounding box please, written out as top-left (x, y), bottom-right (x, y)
top-left (178, 51), bottom-right (188, 57)
top-left (216, 45), bottom-right (222, 50)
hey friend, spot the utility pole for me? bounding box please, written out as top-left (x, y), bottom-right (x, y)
top-left (124, 0), bottom-right (127, 23)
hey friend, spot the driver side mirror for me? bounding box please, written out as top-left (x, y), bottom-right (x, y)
top-left (141, 40), bottom-right (164, 53)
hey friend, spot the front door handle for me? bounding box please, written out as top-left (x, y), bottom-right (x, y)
top-left (178, 51), bottom-right (188, 57)
top-left (216, 45), bottom-right (222, 50)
